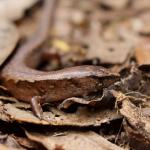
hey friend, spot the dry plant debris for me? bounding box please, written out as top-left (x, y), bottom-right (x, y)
top-left (26, 131), bottom-right (123, 150)
top-left (0, 0), bottom-right (149, 149)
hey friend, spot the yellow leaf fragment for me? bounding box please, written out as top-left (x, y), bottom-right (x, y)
top-left (53, 39), bottom-right (70, 52)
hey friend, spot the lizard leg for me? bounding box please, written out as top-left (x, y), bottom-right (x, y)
top-left (30, 96), bottom-right (43, 119)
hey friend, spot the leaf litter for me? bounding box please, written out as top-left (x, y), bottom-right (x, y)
top-left (0, 0), bottom-right (149, 149)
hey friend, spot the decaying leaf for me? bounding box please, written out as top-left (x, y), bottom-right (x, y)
top-left (59, 89), bottom-right (115, 110)
top-left (120, 66), bottom-right (143, 92)
top-left (0, 21), bottom-right (19, 66)
top-left (85, 25), bottom-right (135, 64)
top-left (87, 40), bottom-right (134, 64)
top-left (121, 100), bottom-right (150, 150)
top-left (26, 131), bottom-right (123, 150)
top-left (114, 92), bottom-right (150, 150)
top-left (0, 0), bottom-right (39, 21)
top-left (0, 102), bottom-right (121, 127)
top-left (0, 0), bottom-right (149, 149)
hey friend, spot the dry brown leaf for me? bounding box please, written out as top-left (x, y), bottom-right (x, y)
top-left (59, 89), bottom-right (115, 110)
top-left (84, 21), bottom-right (135, 64)
top-left (0, 102), bottom-right (121, 126)
top-left (120, 100), bottom-right (150, 136)
top-left (26, 131), bottom-right (123, 150)
top-left (87, 39), bottom-right (133, 64)
top-left (0, 21), bottom-right (19, 66)
top-left (115, 93), bottom-right (150, 150)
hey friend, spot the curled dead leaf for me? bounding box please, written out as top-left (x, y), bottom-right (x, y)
top-left (0, 21), bottom-right (19, 66)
